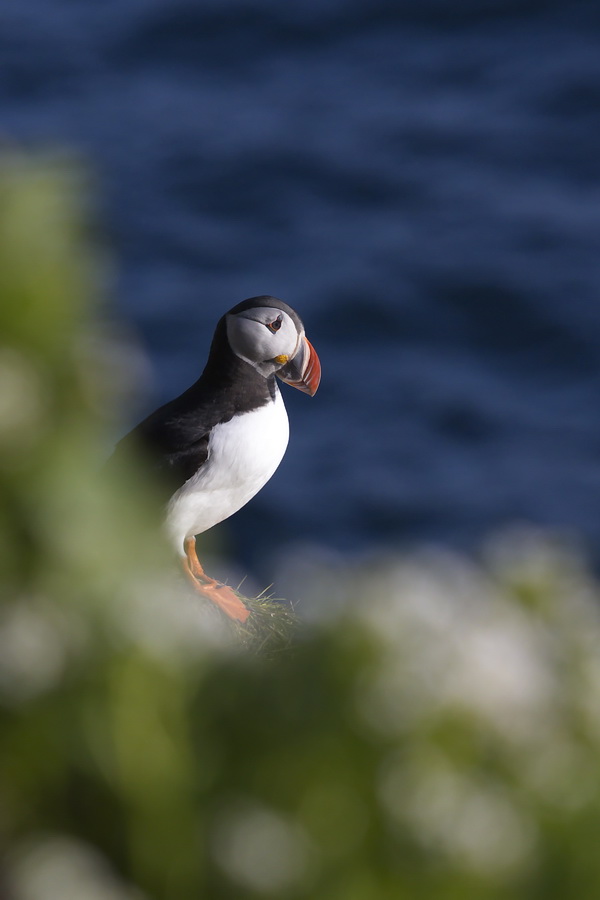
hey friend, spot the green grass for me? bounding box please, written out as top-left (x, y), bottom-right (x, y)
top-left (232, 593), bottom-right (300, 654)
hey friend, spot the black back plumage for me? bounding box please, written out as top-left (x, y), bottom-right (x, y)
top-left (110, 300), bottom-right (284, 497)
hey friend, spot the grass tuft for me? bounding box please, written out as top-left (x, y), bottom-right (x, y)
top-left (231, 592), bottom-right (300, 655)
top-left (188, 584), bottom-right (301, 655)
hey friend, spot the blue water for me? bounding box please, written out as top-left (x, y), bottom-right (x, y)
top-left (3, 0), bottom-right (600, 573)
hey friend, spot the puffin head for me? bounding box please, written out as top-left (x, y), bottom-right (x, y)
top-left (225, 295), bottom-right (321, 396)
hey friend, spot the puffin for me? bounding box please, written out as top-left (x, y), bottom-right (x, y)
top-left (112, 296), bottom-right (321, 623)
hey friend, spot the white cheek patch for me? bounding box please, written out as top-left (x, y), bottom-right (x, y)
top-left (226, 316), bottom-right (271, 366)
top-left (227, 310), bottom-right (300, 367)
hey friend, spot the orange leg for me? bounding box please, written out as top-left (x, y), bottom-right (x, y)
top-left (183, 536), bottom-right (250, 623)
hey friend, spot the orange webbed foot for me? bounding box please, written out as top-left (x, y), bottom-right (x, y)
top-left (183, 536), bottom-right (250, 624)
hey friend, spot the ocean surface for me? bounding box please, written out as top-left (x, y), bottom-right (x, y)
top-left (2, 0), bottom-right (600, 581)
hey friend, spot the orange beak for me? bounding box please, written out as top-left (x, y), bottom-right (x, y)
top-left (276, 336), bottom-right (321, 396)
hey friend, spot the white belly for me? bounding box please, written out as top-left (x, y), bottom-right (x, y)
top-left (166, 389), bottom-right (289, 554)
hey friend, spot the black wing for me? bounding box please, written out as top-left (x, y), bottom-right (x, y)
top-left (108, 392), bottom-right (222, 499)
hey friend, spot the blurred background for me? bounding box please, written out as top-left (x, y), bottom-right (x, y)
top-left (3, 0), bottom-right (600, 588)
top-left (5, 4), bottom-right (600, 899)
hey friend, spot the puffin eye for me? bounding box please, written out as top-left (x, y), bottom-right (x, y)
top-left (267, 316), bottom-right (282, 333)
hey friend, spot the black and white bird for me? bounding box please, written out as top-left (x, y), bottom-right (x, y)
top-left (112, 296), bottom-right (320, 622)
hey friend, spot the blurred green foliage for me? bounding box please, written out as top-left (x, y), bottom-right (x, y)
top-left (3, 155), bottom-right (600, 899)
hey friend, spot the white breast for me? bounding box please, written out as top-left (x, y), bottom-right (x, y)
top-left (166, 388), bottom-right (289, 555)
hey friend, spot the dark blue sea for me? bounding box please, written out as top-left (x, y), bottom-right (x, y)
top-left (3, 0), bottom-right (600, 582)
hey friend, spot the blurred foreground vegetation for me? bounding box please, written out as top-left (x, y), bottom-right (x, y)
top-left (3, 156), bottom-right (600, 899)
